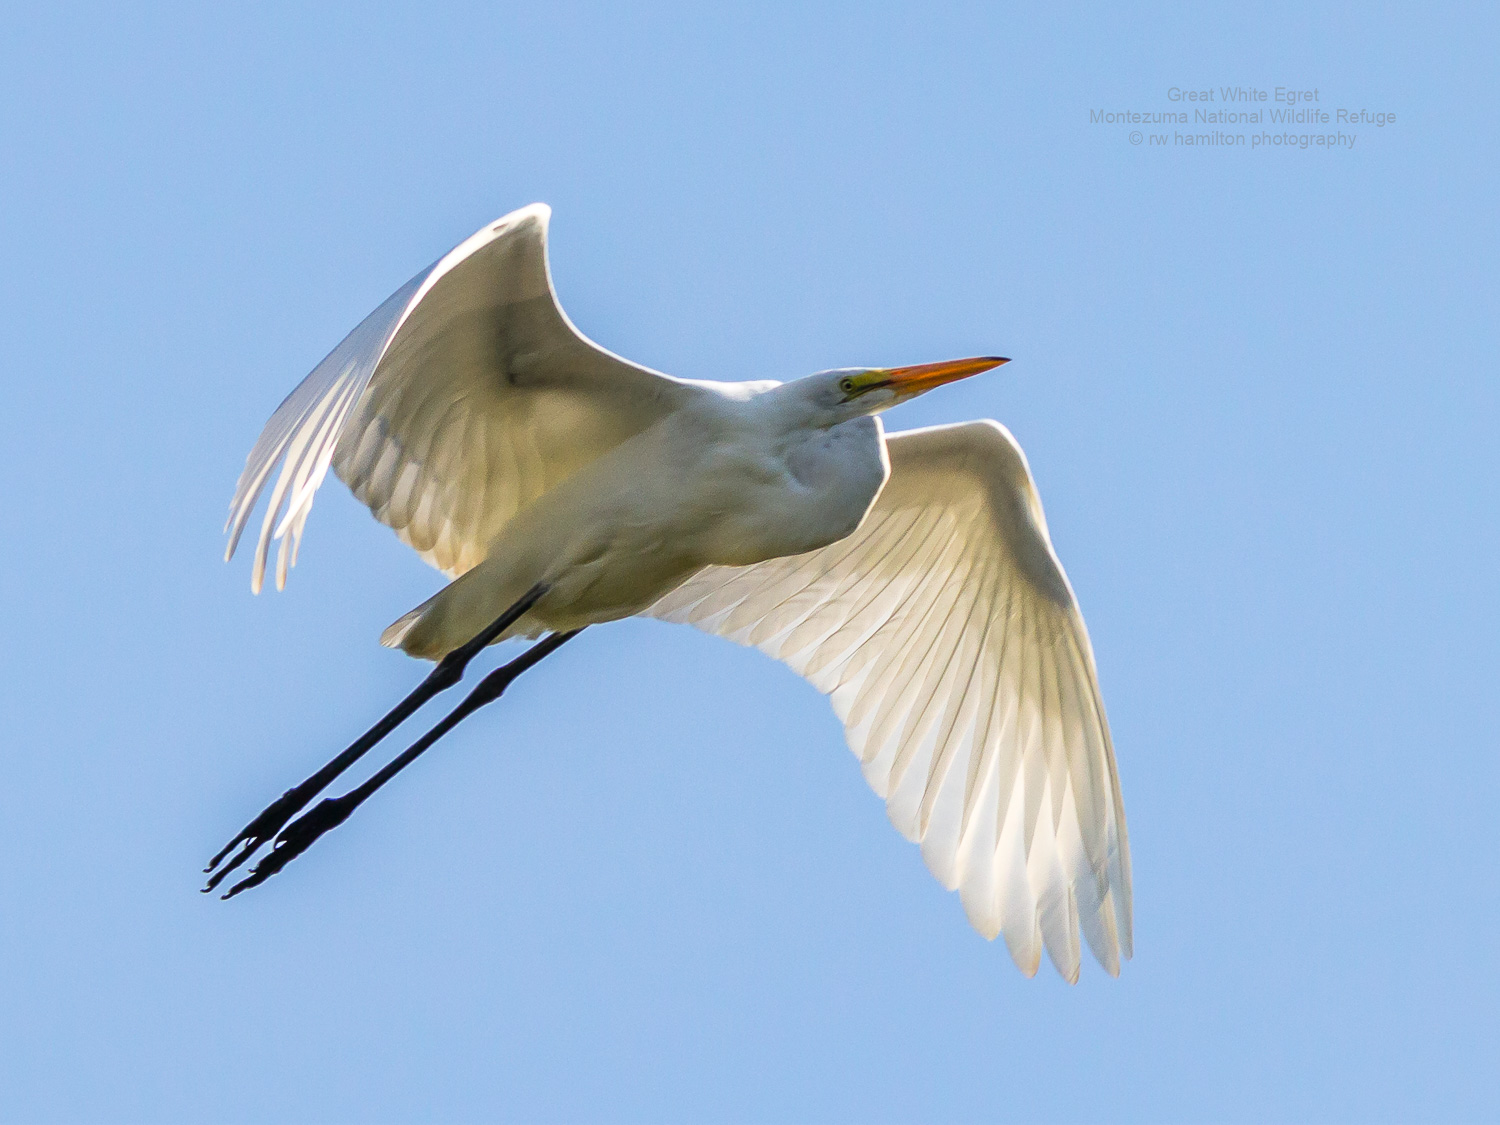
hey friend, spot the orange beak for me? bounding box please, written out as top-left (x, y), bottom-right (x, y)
top-left (881, 355), bottom-right (1009, 396)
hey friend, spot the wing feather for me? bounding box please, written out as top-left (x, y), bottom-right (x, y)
top-left (647, 420), bottom-right (1130, 979)
top-left (227, 204), bottom-right (695, 589)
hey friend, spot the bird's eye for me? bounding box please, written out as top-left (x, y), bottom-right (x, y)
top-left (839, 377), bottom-right (856, 395)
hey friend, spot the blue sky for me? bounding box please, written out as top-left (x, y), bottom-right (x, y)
top-left (2, 3), bottom-right (1497, 1121)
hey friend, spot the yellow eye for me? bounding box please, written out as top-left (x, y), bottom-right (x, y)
top-left (839, 376), bottom-right (857, 395)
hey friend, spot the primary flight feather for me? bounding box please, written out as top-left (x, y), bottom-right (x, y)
top-left (219, 203), bottom-right (1130, 980)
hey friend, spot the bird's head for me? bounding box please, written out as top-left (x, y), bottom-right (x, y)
top-left (798, 356), bottom-right (1010, 425)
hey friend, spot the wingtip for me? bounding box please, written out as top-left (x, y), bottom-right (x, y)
top-left (499, 202), bottom-right (552, 232)
top-left (1005, 927), bottom-right (1042, 978)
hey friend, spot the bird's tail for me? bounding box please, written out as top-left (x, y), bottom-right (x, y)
top-left (379, 606), bottom-right (425, 651)
top-left (380, 560), bottom-right (547, 661)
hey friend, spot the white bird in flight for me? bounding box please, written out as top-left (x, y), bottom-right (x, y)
top-left (206, 203), bottom-right (1131, 982)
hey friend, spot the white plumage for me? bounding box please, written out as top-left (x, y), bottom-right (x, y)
top-left (225, 203), bottom-right (1131, 979)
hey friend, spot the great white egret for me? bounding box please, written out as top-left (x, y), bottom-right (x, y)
top-left (207, 203), bottom-right (1130, 982)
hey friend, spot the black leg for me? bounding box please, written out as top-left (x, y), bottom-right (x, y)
top-left (221, 628), bottom-right (583, 899)
top-left (203, 582), bottom-right (550, 892)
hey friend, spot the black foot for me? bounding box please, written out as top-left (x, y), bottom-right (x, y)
top-left (206, 613), bottom-right (579, 903)
top-left (220, 794), bottom-right (360, 899)
top-left (202, 779), bottom-right (330, 893)
top-left (201, 648), bottom-right (472, 893)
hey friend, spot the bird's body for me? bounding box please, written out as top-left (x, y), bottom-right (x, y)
top-left (218, 203), bottom-right (1132, 982)
top-left (388, 380), bottom-right (890, 658)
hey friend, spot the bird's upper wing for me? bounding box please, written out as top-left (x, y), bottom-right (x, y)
top-left (647, 420), bottom-right (1131, 981)
top-left (226, 203), bottom-right (694, 592)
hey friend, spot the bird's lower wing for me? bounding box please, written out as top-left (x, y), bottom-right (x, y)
top-left (227, 204), bottom-right (694, 592)
top-left (647, 421), bottom-right (1131, 981)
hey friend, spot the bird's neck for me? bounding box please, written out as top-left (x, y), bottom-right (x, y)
top-left (751, 378), bottom-right (842, 434)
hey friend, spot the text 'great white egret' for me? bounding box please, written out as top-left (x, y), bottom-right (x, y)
top-left (206, 204), bottom-right (1131, 982)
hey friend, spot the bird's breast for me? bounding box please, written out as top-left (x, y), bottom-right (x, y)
top-left (410, 412), bottom-right (892, 644)
top-left (681, 415), bottom-right (891, 568)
